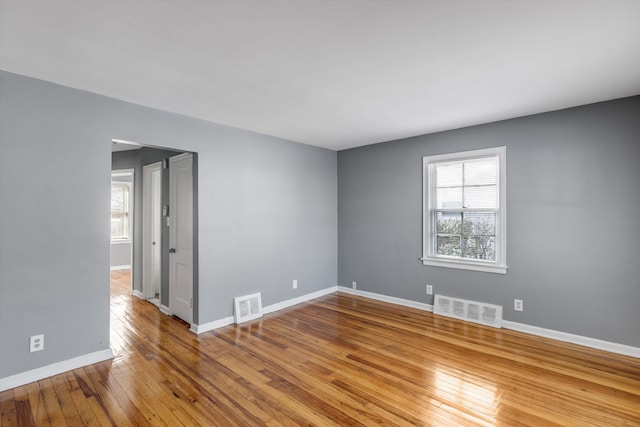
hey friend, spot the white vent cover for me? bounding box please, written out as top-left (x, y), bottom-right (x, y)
top-left (433, 295), bottom-right (503, 328)
top-left (234, 293), bottom-right (263, 324)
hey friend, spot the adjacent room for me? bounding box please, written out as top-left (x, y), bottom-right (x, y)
top-left (1, 1), bottom-right (639, 425)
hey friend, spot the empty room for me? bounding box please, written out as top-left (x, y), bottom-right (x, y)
top-left (1, 1), bottom-right (639, 425)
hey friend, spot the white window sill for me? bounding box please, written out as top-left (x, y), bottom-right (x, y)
top-left (111, 240), bottom-right (132, 245)
top-left (421, 258), bottom-right (507, 274)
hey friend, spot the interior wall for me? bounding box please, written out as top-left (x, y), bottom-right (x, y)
top-left (0, 70), bottom-right (337, 379)
top-left (338, 96), bottom-right (640, 348)
top-left (109, 242), bottom-right (131, 269)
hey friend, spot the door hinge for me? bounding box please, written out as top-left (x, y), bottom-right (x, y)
top-left (190, 298), bottom-right (193, 308)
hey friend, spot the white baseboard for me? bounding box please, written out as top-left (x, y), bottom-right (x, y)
top-left (502, 320), bottom-right (640, 359)
top-left (131, 289), bottom-right (144, 299)
top-left (337, 287), bottom-right (638, 359)
top-left (191, 286), bottom-right (339, 334)
top-left (263, 286), bottom-right (338, 315)
top-left (190, 316), bottom-right (235, 334)
top-left (159, 304), bottom-right (171, 316)
top-left (0, 348), bottom-right (114, 392)
top-left (110, 265), bottom-right (131, 271)
top-left (338, 286), bottom-right (434, 312)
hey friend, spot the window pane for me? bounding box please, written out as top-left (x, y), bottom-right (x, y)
top-left (436, 163), bottom-right (462, 187)
top-left (463, 185), bottom-right (497, 208)
top-left (463, 236), bottom-right (495, 260)
top-left (463, 212), bottom-right (496, 235)
top-left (464, 158), bottom-right (497, 186)
top-left (436, 212), bottom-right (461, 234)
top-left (111, 186), bottom-right (125, 211)
top-left (111, 183), bottom-right (129, 240)
top-left (111, 216), bottom-right (125, 238)
top-left (436, 187), bottom-right (462, 209)
top-left (436, 235), bottom-right (461, 257)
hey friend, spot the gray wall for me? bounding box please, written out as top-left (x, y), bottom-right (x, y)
top-left (338, 96), bottom-right (640, 347)
top-left (0, 71), bottom-right (337, 379)
top-left (110, 243), bottom-right (131, 268)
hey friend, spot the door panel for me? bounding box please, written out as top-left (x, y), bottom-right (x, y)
top-left (143, 162), bottom-right (162, 300)
top-left (169, 153), bottom-right (193, 324)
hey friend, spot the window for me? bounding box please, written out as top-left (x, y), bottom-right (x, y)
top-left (422, 146), bottom-right (506, 274)
top-left (111, 181), bottom-right (131, 241)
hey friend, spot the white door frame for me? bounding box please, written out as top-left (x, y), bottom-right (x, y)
top-left (169, 153), bottom-right (194, 324)
top-left (142, 162), bottom-right (162, 302)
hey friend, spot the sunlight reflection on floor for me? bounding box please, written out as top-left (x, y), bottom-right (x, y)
top-left (434, 367), bottom-right (498, 424)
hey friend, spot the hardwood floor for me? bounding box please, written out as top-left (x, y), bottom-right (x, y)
top-left (1, 270), bottom-right (639, 426)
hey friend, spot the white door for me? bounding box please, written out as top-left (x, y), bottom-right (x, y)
top-left (169, 153), bottom-right (193, 324)
top-left (142, 162), bottom-right (162, 301)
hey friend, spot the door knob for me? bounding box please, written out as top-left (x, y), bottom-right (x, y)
top-left (169, 248), bottom-right (176, 253)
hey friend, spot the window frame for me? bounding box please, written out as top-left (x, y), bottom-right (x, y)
top-left (111, 170), bottom-right (134, 243)
top-left (422, 146), bottom-right (507, 274)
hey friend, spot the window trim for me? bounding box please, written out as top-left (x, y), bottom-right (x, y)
top-left (111, 170), bottom-right (134, 243)
top-left (422, 146), bottom-right (507, 274)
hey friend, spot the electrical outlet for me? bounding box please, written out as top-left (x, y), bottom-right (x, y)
top-left (292, 279), bottom-right (297, 289)
top-left (30, 334), bottom-right (44, 352)
top-left (352, 281), bottom-right (357, 289)
top-left (514, 299), bottom-right (523, 312)
top-left (426, 285), bottom-right (433, 295)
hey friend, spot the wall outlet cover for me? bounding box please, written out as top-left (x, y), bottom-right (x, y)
top-left (514, 299), bottom-right (524, 312)
top-left (30, 334), bottom-right (44, 352)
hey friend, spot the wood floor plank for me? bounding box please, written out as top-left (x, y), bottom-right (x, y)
top-left (86, 366), bottom-right (139, 427)
top-left (38, 378), bottom-right (68, 427)
top-left (49, 371), bottom-right (84, 426)
top-left (8, 386), bottom-right (35, 427)
top-left (22, 382), bottom-right (50, 427)
top-left (1, 270), bottom-right (639, 426)
top-left (0, 390), bottom-right (17, 427)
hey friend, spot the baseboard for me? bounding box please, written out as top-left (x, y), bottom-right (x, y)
top-left (0, 348), bottom-right (114, 392)
top-left (502, 320), bottom-right (640, 359)
top-left (131, 289), bottom-right (144, 299)
top-left (191, 286), bottom-right (339, 334)
top-left (159, 304), bottom-right (171, 316)
top-left (110, 265), bottom-right (131, 271)
top-left (190, 316), bottom-right (235, 334)
top-left (338, 286), bottom-right (434, 312)
top-left (337, 287), bottom-right (639, 359)
top-left (263, 286), bottom-right (338, 315)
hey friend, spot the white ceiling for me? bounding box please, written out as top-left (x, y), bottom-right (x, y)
top-left (1, 0), bottom-right (639, 151)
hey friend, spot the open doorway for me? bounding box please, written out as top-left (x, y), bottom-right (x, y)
top-left (111, 140), bottom-right (198, 327)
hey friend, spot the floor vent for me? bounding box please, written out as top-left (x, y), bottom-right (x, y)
top-left (433, 295), bottom-right (503, 328)
top-left (234, 293), bottom-right (263, 324)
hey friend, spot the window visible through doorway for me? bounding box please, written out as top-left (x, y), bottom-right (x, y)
top-left (111, 172), bottom-right (133, 242)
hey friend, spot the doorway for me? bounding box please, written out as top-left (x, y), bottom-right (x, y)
top-left (143, 162), bottom-right (162, 305)
top-left (111, 142), bottom-right (198, 327)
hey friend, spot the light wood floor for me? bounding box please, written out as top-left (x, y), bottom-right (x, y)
top-left (1, 270), bottom-right (639, 426)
